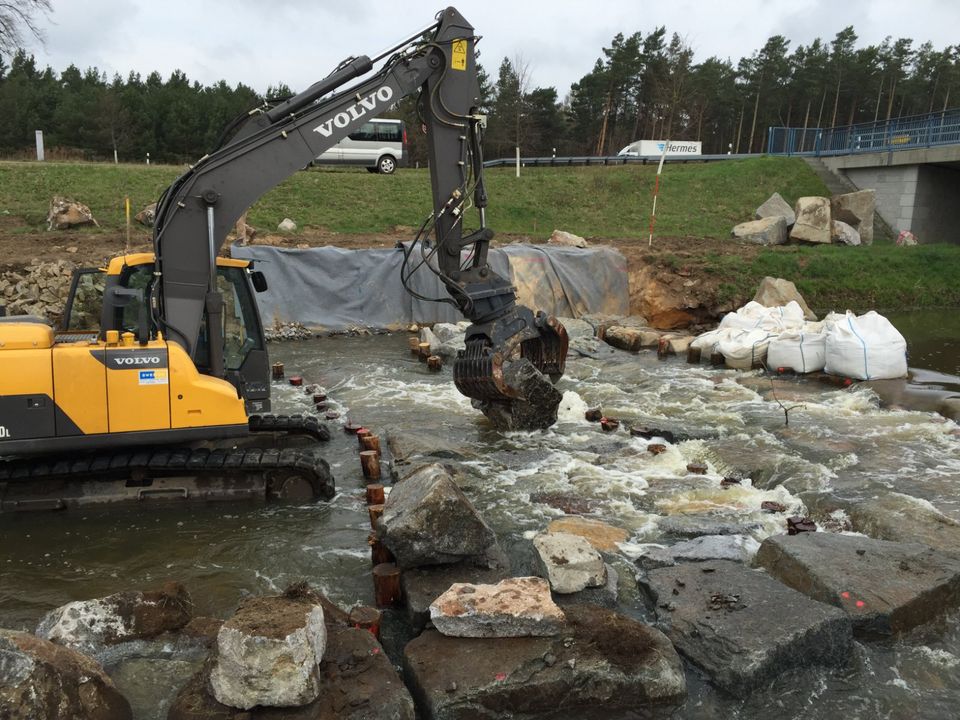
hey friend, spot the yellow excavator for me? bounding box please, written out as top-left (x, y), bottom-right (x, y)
top-left (0, 7), bottom-right (568, 511)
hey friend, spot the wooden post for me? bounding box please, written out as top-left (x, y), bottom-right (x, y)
top-left (365, 483), bottom-right (385, 505)
top-left (289, 376), bottom-right (303, 387)
top-left (361, 451), bottom-right (381, 480)
top-left (312, 393), bottom-right (327, 404)
top-left (427, 355), bottom-right (442, 372)
top-left (368, 503), bottom-right (385, 527)
top-left (710, 352), bottom-right (725, 367)
top-left (357, 428), bottom-right (372, 446)
top-left (325, 411), bottom-right (340, 420)
top-left (418, 342), bottom-right (431, 362)
top-left (368, 532), bottom-right (394, 565)
top-left (372, 563), bottom-right (402, 607)
top-left (361, 435), bottom-right (381, 457)
top-left (687, 346), bottom-right (702, 364)
top-left (344, 422), bottom-right (363, 434)
top-left (271, 362), bottom-right (284, 379)
top-left (348, 606), bottom-right (382, 638)
top-left (409, 337), bottom-right (421, 354)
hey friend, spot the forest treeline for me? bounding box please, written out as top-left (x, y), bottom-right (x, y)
top-left (0, 25), bottom-right (956, 165)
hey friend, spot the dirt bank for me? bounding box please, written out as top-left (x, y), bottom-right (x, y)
top-left (0, 222), bottom-right (755, 329)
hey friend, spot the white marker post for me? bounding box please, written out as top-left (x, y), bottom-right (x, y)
top-left (35, 130), bottom-right (44, 162)
top-left (515, 146), bottom-right (520, 178)
top-left (647, 140), bottom-right (670, 247)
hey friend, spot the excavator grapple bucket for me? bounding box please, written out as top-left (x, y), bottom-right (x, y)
top-left (454, 315), bottom-right (568, 431)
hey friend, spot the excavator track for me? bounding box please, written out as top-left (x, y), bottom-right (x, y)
top-left (0, 414), bottom-right (334, 512)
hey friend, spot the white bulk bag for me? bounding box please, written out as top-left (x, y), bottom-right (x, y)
top-left (767, 329), bottom-right (827, 374)
top-left (718, 328), bottom-right (776, 370)
top-left (824, 311), bottom-right (907, 380)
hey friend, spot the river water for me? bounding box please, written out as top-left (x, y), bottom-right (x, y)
top-left (2, 314), bottom-right (960, 719)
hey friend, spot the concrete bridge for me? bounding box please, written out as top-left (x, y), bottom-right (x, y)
top-left (769, 110), bottom-right (960, 243)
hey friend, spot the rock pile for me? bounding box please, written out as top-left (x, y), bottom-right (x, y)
top-left (0, 259), bottom-right (76, 321)
top-left (264, 320), bottom-right (314, 342)
top-left (732, 189), bottom-right (876, 246)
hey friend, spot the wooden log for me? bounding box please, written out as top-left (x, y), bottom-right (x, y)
top-left (427, 355), bottom-right (442, 372)
top-left (686, 462), bottom-right (708, 475)
top-left (368, 503), bottom-right (385, 527)
top-left (710, 352), bottom-right (725, 367)
top-left (344, 422), bottom-right (363, 434)
top-left (348, 605), bottom-right (382, 638)
top-left (312, 393), bottom-right (327, 403)
top-left (356, 428), bottom-right (372, 447)
top-left (687, 346), bottom-right (702, 364)
top-left (417, 342), bottom-right (431, 362)
top-left (600, 417), bottom-right (620, 432)
top-left (360, 434), bottom-right (381, 456)
top-left (657, 337), bottom-right (670, 359)
top-left (271, 362), bottom-right (284, 380)
top-left (361, 450), bottom-right (381, 481)
top-left (409, 336), bottom-right (421, 354)
top-left (325, 411), bottom-right (340, 420)
top-left (368, 532), bottom-right (394, 565)
top-left (289, 376), bottom-right (303, 387)
top-left (365, 483), bottom-right (385, 505)
top-left (372, 563), bottom-right (402, 608)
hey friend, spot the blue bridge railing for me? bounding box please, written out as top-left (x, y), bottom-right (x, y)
top-left (768, 108), bottom-right (960, 157)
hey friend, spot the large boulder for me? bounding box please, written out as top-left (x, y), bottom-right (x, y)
top-left (401, 562), bottom-right (509, 632)
top-left (380, 463), bottom-right (498, 569)
top-left (209, 595), bottom-right (327, 709)
top-left (669, 534), bottom-right (760, 563)
top-left (754, 191), bottom-right (796, 226)
top-left (36, 581), bottom-right (192, 656)
top-left (403, 606), bottom-right (685, 719)
top-left (755, 531), bottom-right (960, 636)
top-left (47, 196), bottom-right (99, 230)
top-left (385, 428), bottom-right (477, 466)
top-left (545, 516), bottom-right (629, 552)
top-left (641, 560), bottom-right (851, 696)
top-left (430, 577), bottom-right (565, 638)
top-left (475, 358), bottom-right (564, 432)
top-left (134, 202), bottom-right (157, 227)
top-left (831, 219), bottom-right (861, 245)
top-left (731, 216), bottom-right (788, 245)
top-left (849, 492), bottom-right (960, 554)
top-left (0, 629), bottom-right (132, 720)
top-left (832, 189), bottom-right (875, 244)
top-left (533, 532), bottom-right (607, 594)
top-left (752, 276), bottom-right (817, 321)
top-left (789, 196), bottom-right (831, 244)
top-left (169, 624), bottom-right (414, 720)
top-left (548, 229), bottom-right (588, 248)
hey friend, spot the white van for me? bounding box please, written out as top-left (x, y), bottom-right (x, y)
top-left (314, 118), bottom-right (406, 174)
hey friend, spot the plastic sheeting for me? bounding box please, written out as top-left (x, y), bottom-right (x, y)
top-left (231, 243), bottom-right (628, 331)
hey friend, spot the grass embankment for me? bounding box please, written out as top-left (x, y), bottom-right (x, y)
top-left (0, 156), bottom-right (957, 312)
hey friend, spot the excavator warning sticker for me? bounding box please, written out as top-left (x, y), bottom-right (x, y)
top-left (138, 369), bottom-right (168, 386)
top-left (451, 39), bottom-right (467, 71)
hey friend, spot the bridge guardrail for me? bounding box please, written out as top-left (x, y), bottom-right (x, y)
top-left (768, 108), bottom-right (960, 157)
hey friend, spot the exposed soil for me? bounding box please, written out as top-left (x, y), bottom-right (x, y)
top-left (0, 219), bottom-right (759, 328)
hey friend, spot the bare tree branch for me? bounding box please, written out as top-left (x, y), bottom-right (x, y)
top-left (0, 0), bottom-right (51, 58)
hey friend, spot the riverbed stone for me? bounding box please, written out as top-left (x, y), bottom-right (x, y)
top-left (533, 532), bottom-right (607, 593)
top-left (381, 463), bottom-right (498, 569)
top-left (603, 324), bottom-right (656, 351)
top-left (755, 191), bottom-right (796, 226)
top-left (832, 189), bottom-right (875, 244)
top-left (403, 605), bottom-right (685, 719)
top-left (548, 229), bottom-right (588, 248)
top-left (385, 428), bottom-right (476, 465)
top-left (552, 563), bottom-right (621, 609)
top-left (731, 216), bottom-right (788, 245)
top-left (36, 581), bottom-right (192, 655)
top-left (640, 560), bottom-right (851, 695)
top-left (209, 595), bottom-right (327, 709)
top-left (671, 534), bottom-right (760, 563)
top-left (429, 577), bottom-right (565, 638)
top-left (0, 628), bottom-right (132, 720)
top-left (546, 515), bottom-right (629, 552)
top-left (168, 625), bottom-right (414, 720)
top-left (554, 316), bottom-right (595, 340)
top-left (790, 196), bottom-right (832, 244)
top-left (752, 276), bottom-right (817, 320)
top-left (849, 492), bottom-right (960, 554)
top-left (401, 562), bottom-right (509, 632)
top-left (755, 531), bottom-right (960, 636)
top-left (657, 514), bottom-right (762, 539)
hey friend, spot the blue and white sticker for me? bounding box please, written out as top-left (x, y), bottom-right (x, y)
top-left (139, 369), bottom-right (169, 386)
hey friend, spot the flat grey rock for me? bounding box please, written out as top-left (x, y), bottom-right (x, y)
top-left (640, 560), bottom-right (851, 696)
top-left (755, 531), bottom-right (960, 636)
top-left (401, 563), bottom-right (509, 632)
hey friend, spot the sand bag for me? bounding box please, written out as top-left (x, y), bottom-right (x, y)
top-left (824, 311), bottom-right (907, 380)
top-left (718, 328), bottom-right (776, 370)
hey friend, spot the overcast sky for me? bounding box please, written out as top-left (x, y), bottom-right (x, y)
top-left (26, 1), bottom-right (960, 97)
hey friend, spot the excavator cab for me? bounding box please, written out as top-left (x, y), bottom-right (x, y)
top-left (60, 255), bottom-right (273, 415)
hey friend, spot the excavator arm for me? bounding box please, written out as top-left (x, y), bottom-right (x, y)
top-left (148, 7), bottom-right (567, 429)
